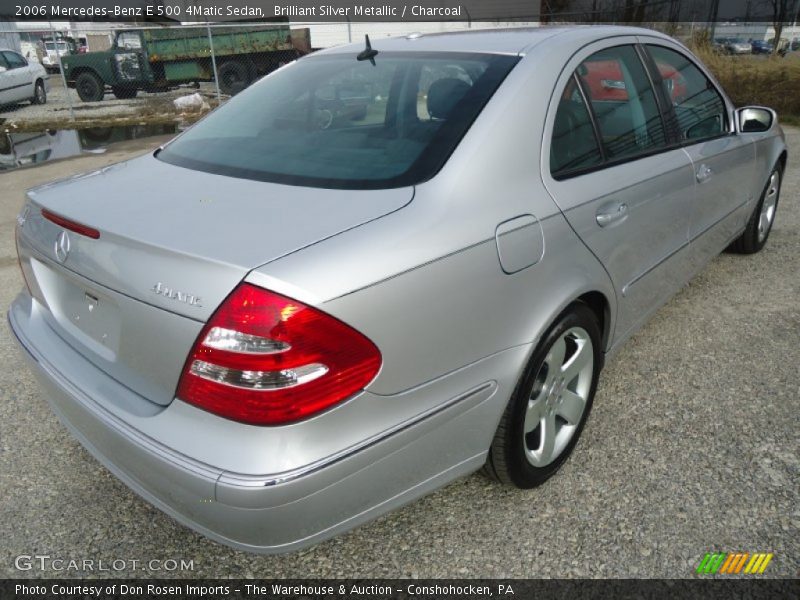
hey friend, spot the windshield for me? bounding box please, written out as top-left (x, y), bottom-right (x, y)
top-left (45, 42), bottom-right (68, 51)
top-left (158, 52), bottom-right (518, 189)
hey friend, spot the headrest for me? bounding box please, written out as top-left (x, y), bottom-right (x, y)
top-left (427, 78), bottom-right (471, 120)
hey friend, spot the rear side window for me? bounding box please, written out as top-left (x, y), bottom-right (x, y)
top-left (158, 52), bottom-right (518, 189)
top-left (646, 45), bottom-right (728, 141)
top-left (550, 75), bottom-right (603, 175)
top-left (576, 45), bottom-right (667, 161)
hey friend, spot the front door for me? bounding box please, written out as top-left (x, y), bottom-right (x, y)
top-left (643, 43), bottom-right (755, 270)
top-left (113, 31), bottom-right (146, 84)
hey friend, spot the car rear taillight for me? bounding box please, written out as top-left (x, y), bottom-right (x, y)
top-left (176, 283), bottom-right (381, 425)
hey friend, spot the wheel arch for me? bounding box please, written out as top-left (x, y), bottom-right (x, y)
top-left (575, 290), bottom-right (612, 352)
top-left (512, 283), bottom-right (614, 387)
top-left (67, 66), bottom-right (101, 87)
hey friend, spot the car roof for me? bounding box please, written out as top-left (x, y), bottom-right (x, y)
top-left (316, 25), bottom-right (675, 57)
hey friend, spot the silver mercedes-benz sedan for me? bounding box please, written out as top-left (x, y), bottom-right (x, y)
top-left (9, 26), bottom-right (786, 553)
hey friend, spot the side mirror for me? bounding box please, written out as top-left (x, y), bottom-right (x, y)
top-left (737, 106), bottom-right (775, 133)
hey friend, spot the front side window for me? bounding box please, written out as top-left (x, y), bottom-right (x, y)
top-left (3, 51), bottom-right (27, 69)
top-left (646, 45), bottom-right (728, 141)
top-left (159, 52), bottom-right (518, 189)
top-left (117, 32), bottom-right (142, 50)
top-left (576, 45), bottom-right (667, 161)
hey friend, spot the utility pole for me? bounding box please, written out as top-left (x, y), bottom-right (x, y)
top-left (49, 21), bottom-right (74, 121)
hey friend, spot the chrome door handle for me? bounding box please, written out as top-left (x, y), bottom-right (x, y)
top-left (596, 202), bottom-right (628, 227)
top-left (696, 164), bottom-right (713, 183)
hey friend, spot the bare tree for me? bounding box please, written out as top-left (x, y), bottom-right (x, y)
top-left (762, 0), bottom-right (794, 53)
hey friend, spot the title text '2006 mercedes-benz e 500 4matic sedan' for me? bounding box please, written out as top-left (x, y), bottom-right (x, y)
top-left (9, 27), bottom-right (786, 553)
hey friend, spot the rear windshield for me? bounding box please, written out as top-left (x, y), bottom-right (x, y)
top-left (158, 52), bottom-right (518, 189)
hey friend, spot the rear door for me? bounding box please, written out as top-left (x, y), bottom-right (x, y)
top-left (542, 39), bottom-right (697, 342)
top-left (643, 42), bottom-right (755, 270)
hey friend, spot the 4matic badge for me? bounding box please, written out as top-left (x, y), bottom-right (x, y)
top-left (151, 282), bottom-right (202, 307)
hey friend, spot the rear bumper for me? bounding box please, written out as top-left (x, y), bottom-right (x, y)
top-left (8, 292), bottom-right (527, 553)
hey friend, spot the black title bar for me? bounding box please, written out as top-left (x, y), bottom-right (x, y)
top-left (0, 0), bottom-right (797, 23)
top-left (3, 579), bottom-right (799, 600)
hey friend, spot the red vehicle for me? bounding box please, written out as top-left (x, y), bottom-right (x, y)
top-left (580, 59), bottom-right (687, 103)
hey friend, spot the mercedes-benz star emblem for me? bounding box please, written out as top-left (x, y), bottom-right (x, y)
top-left (54, 231), bottom-right (71, 264)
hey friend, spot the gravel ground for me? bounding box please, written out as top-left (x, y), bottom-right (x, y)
top-left (0, 129), bottom-right (797, 579)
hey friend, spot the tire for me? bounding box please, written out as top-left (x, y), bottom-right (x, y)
top-left (75, 71), bottom-right (105, 102)
top-left (112, 86), bottom-right (137, 99)
top-left (484, 303), bottom-right (603, 488)
top-left (728, 163), bottom-right (783, 254)
top-left (217, 60), bottom-right (250, 96)
top-left (31, 80), bottom-right (46, 105)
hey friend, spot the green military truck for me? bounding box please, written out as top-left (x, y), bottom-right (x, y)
top-left (61, 25), bottom-right (310, 101)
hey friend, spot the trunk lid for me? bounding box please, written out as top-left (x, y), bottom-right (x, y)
top-left (18, 153), bottom-right (411, 405)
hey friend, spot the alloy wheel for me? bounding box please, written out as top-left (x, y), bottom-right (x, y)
top-left (523, 326), bottom-right (594, 467)
top-left (758, 171), bottom-right (780, 243)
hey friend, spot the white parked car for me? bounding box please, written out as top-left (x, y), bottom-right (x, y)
top-left (0, 49), bottom-right (48, 106)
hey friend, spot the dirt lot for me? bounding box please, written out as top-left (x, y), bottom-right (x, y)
top-left (0, 129), bottom-right (797, 578)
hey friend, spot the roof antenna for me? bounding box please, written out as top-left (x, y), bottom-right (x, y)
top-left (357, 34), bottom-right (378, 66)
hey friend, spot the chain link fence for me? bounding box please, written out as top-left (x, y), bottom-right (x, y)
top-left (0, 21), bottom-right (539, 132)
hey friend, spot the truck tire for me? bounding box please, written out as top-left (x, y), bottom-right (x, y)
top-left (217, 60), bottom-right (250, 96)
top-left (112, 86), bottom-right (138, 100)
top-left (75, 71), bottom-right (105, 102)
